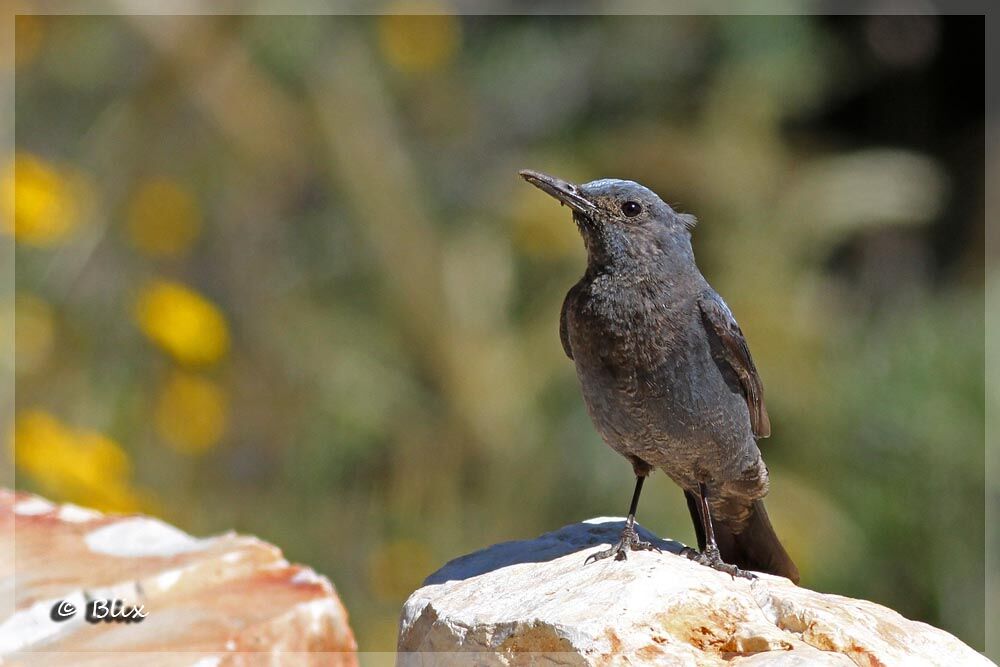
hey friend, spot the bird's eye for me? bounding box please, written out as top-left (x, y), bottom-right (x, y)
top-left (621, 201), bottom-right (642, 217)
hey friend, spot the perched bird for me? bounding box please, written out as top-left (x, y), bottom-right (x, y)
top-left (519, 169), bottom-right (799, 583)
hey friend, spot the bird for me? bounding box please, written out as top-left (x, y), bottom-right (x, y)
top-left (519, 169), bottom-right (799, 583)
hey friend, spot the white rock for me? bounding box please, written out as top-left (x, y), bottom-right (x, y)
top-left (13, 496), bottom-right (55, 515)
top-left (398, 518), bottom-right (991, 666)
top-left (84, 516), bottom-right (207, 557)
top-left (57, 503), bottom-right (102, 523)
top-left (0, 489), bottom-right (357, 665)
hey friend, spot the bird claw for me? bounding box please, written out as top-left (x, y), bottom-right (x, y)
top-left (682, 545), bottom-right (757, 581)
top-left (584, 525), bottom-right (661, 564)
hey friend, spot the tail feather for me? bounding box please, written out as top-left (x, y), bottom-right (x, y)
top-left (684, 492), bottom-right (799, 584)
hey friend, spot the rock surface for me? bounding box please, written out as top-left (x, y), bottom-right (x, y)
top-left (0, 490), bottom-right (357, 665)
top-left (398, 518), bottom-right (991, 666)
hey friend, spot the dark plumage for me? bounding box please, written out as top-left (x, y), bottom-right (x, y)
top-left (520, 169), bottom-right (799, 584)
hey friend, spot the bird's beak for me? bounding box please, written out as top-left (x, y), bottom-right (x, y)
top-left (519, 169), bottom-right (598, 217)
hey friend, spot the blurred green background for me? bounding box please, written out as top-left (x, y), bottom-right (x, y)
top-left (6, 10), bottom-right (985, 652)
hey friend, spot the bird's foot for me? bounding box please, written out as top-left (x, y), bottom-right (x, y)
top-left (682, 546), bottom-right (757, 581)
top-left (585, 524), bottom-right (660, 564)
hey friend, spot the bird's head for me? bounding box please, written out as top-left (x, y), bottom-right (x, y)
top-left (519, 169), bottom-right (696, 274)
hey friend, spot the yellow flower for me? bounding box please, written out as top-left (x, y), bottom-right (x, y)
top-left (2, 153), bottom-right (90, 246)
top-left (134, 280), bottom-right (229, 366)
top-left (154, 371), bottom-right (228, 455)
top-left (12, 410), bottom-right (143, 514)
top-left (127, 178), bottom-right (202, 258)
top-left (377, 2), bottom-right (460, 74)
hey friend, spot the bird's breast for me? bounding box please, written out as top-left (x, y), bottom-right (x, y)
top-left (563, 273), bottom-right (757, 480)
top-left (569, 278), bottom-right (694, 374)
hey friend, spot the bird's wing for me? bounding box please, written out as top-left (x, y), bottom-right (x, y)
top-left (698, 293), bottom-right (771, 438)
top-left (559, 288), bottom-right (574, 360)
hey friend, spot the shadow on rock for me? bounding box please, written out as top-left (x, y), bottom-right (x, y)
top-left (424, 518), bottom-right (686, 585)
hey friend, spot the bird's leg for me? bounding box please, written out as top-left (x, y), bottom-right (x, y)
top-left (585, 475), bottom-right (661, 564)
top-left (684, 482), bottom-right (756, 580)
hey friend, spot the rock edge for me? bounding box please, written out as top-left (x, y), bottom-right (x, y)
top-left (398, 518), bottom-right (991, 666)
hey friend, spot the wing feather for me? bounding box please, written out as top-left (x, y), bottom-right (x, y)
top-left (698, 294), bottom-right (771, 438)
top-left (559, 287), bottom-right (576, 360)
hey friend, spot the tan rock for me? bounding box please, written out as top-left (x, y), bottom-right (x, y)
top-left (0, 490), bottom-right (357, 665)
top-left (398, 518), bottom-right (991, 666)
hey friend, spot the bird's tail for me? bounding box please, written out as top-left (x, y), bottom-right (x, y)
top-left (685, 492), bottom-right (800, 584)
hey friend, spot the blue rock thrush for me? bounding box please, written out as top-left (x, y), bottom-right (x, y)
top-left (520, 169), bottom-right (799, 583)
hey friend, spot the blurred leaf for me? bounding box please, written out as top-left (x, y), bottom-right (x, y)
top-left (14, 14), bottom-right (45, 68)
top-left (368, 538), bottom-right (434, 601)
top-left (781, 150), bottom-right (948, 240)
top-left (377, 3), bottom-right (460, 74)
top-left (127, 178), bottom-right (202, 258)
top-left (14, 293), bottom-right (55, 376)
